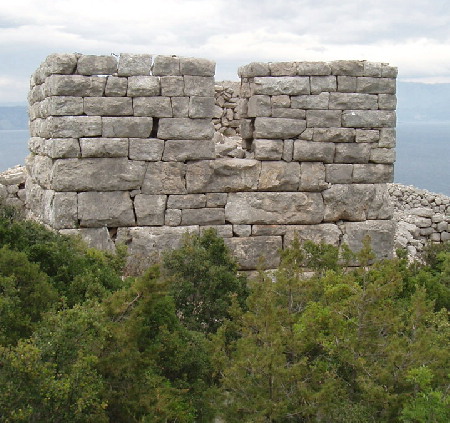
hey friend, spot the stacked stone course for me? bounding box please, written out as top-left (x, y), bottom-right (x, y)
top-left (26, 54), bottom-right (399, 270)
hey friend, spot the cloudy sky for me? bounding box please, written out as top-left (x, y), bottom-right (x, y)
top-left (1, 0), bottom-right (450, 104)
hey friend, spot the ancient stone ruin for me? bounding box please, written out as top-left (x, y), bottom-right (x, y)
top-left (26, 53), bottom-right (398, 270)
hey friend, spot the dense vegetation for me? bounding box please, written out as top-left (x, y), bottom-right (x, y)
top-left (0, 204), bottom-right (448, 422)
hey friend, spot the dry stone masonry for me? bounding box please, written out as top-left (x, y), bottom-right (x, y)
top-left (25, 53), bottom-right (400, 270)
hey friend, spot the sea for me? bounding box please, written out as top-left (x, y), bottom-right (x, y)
top-left (0, 124), bottom-right (449, 196)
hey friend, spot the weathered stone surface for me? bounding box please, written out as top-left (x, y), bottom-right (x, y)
top-left (43, 191), bottom-right (78, 229)
top-left (306, 110), bottom-right (341, 128)
top-left (152, 56), bottom-right (181, 76)
top-left (356, 129), bottom-right (380, 143)
top-left (378, 94), bottom-right (397, 110)
top-left (161, 76), bottom-right (185, 96)
top-left (335, 143), bottom-right (371, 163)
top-left (352, 164), bottom-right (394, 183)
top-left (42, 138), bottom-right (80, 159)
top-left (356, 77), bottom-right (396, 94)
top-left (299, 162), bottom-right (327, 191)
top-left (342, 220), bottom-right (395, 260)
top-left (80, 138), bottom-right (128, 158)
top-left (366, 185), bottom-right (393, 220)
top-left (254, 118), bottom-right (306, 139)
top-left (331, 61), bottom-right (364, 76)
top-left (206, 193), bottom-right (228, 207)
top-left (325, 164), bottom-right (353, 183)
top-left (60, 228), bottom-right (116, 252)
top-left (84, 97), bottom-right (133, 116)
top-left (134, 194), bottom-right (166, 225)
top-left (370, 148), bottom-right (396, 164)
top-left (181, 208), bottom-right (225, 225)
top-left (42, 53), bottom-right (78, 76)
top-left (258, 161), bottom-right (300, 191)
top-left (271, 108), bottom-right (305, 119)
top-left (142, 162), bottom-right (186, 194)
top-left (253, 139), bottom-right (284, 160)
top-left (253, 77), bottom-right (310, 95)
top-left (133, 97), bottom-right (172, 117)
top-left (225, 192), bottom-right (324, 224)
top-left (165, 209), bottom-right (182, 226)
top-left (342, 110), bottom-right (396, 128)
top-left (251, 225), bottom-right (286, 236)
top-left (79, 191), bottom-right (135, 227)
top-left (283, 139), bottom-right (294, 162)
top-left (102, 117), bottom-right (153, 138)
top-left (43, 116), bottom-right (102, 138)
top-left (180, 57), bottom-right (215, 76)
top-left (329, 93), bottom-right (378, 110)
top-left (167, 194), bottom-right (206, 209)
top-left (77, 55), bottom-right (117, 75)
top-left (378, 128), bottom-right (396, 148)
top-left (51, 158), bottom-right (146, 191)
top-left (291, 93), bottom-right (329, 109)
top-left (184, 76), bottom-right (215, 96)
top-left (129, 138), bottom-right (164, 161)
top-left (337, 76), bottom-right (357, 92)
top-left (297, 62), bottom-right (331, 75)
top-left (224, 236), bottom-right (282, 269)
top-left (127, 76), bottom-right (160, 97)
top-left (163, 139), bottom-right (215, 161)
top-left (46, 75), bottom-right (106, 97)
top-left (310, 76), bottom-right (337, 94)
top-left (284, 224), bottom-right (341, 247)
top-left (118, 54), bottom-right (152, 76)
top-left (44, 96), bottom-right (84, 116)
top-left (171, 97), bottom-right (190, 117)
top-left (233, 224), bottom-right (252, 237)
top-left (313, 128), bottom-right (355, 143)
top-left (158, 118), bottom-right (214, 140)
top-left (363, 62), bottom-right (382, 77)
top-left (238, 62), bottom-right (271, 78)
top-left (200, 225), bottom-right (233, 238)
top-left (293, 140), bottom-right (335, 163)
top-left (189, 97), bottom-right (215, 118)
top-left (247, 95), bottom-right (271, 117)
top-left (186, 159), bottom-right (260, 193)
top-left (269, 62), bottom-right (297, 76)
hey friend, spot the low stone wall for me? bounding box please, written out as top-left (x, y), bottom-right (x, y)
top-left (213, 81), bottom-right (241, 136)
top-left (0, 165), bottom-right (27, 210)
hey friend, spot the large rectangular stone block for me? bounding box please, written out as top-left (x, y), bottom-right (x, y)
top-left (293, 140), bottom-right (335, 163)
top-left (291, 93), bottom-right (329, 109)
top-left (43, 116), bottom-right (102, 138)
top-left (84, 97), bottom-right (133, 116)
top-left (310, 76), bottom-right (337, 94)
top-left (167, 194), bottom-right (206, 209)
top-left (247, 95), bottom-right (271, 117)
top-left (77, 55), bottom-right (117, 75)
top-left (356, 77), bottom-right (396, 94)
top-left (254, 117), bottom-right (306, 139)
top-left (162, 139), bottom-right (215, 161)
top-left (335, 143), bottom-right (371, 163)
top-left (127, 76), bottom-right (160, 96)
top-left (152, 56), bottom-right (181, 76)
top-left (284, 224), bottom-right (341, 247)
top-left (129, 138), bottom-right (164, 161)
top-left (253, 139), bottom-right (284, 160)
top-left (44, 96), bottom-right (84, 116)
top-left (118, 54), bottom-right (152, 76)
top-left (43, 191), bottom-right (78, 229)
top-left (331, 61), bottom-right (364, 76)
top-left (184, 76), bottom-right (215, 96)
top-left (258, 161), bottom-right (300, 191)
top-left (297, 62), bottom-right (331, 75)
top-left (325, 164), bottom-right (353, 183)
top-left (329, 93), bottom-right (378, 110)
top-left (41, 53), bottom-right (78, 76)
top-left (312, 128), bottom-right (355, 143)
top-left (158, 118), bottom-right (214, 140)
top-left (133, 97), bottom-right (173, 117)
top-left (238, 62), bottom-right (271, 78)
top-left (142, 162), bottom-right (186, 194)
top-left (102, 117), bottom-right (153, 138)
top-left (253, 77), bottom-right (310, 95)
top-left (186, 159), bottom-right (260, 193)
top-left (80, 138), bottom-right (129, 158)
top-left (42, 138), bottom-right (80, 159)
top-left (105, 76), bottom-right (128, 96)
top-left (189, 97), bottom-right (215, 118)
top-left (180, 57), bottom-right (215, 76)
top-left (134, 194), bottom-right (166, 225)
top-left (225, 192), bottom-right (324, 224)
top-left (51, 158), bottom-right (146, 191)
top-left (299, 162), bottom-right (327, 191)
top-left (342, 110), bottom-right (396, 128)
top-left (352, 164), bottom-right (394, 183)
top-left (181, 208), bottom-right (225, 225)
top-left (306, 110), bottom-right (342, 128)
top-left (45, 75), bottom-right (106, 97)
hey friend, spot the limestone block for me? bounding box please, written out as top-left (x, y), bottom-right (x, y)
top-left (118, 54), bottom-right (152, 76)
top-left (167, 194), bottom-right (206, 209)
top-left (105, 76), bottom-right (128, 97)
top-left (80, 138), bottom-right (128, 158)
top-left (165, 209), bottom-right (182, 226)
top-left (152, 56), bottom-right (181, 76)
top-left (269, 62), bottom-right (297, 76)
top-left (60, 227), bottom-right (116, 252)
top-left (378, 128), bottom-right (396, 148)
top-left (51, 158), bottom-right (146, 191)
top-left (186, 159), bottom-right (260, 193)
top-left (352, 164), bottom-right (394, 183)
top-left (410, 208), bottom-right (434, 218)
top-left (342, 220), bottom-right (395, 260)
top-left (253, 77), bottom-right (310, 95)
top-left (180, 57), bottom-right (215, 76)
top-left (206, 193), bottom-right (228, 207)
top-left (240, 119), bottom-right (253, 139)
top-left (134, 194), bottom-right (166, 225)
top-left (271, 108), bottom-right (305, 119)
top-left (46, 75), bottom-right (106, 96)
top-left (331, 61), bottom-right (364, 76)
top-left (329, 93), bottom-right (378, 110)
top-left (133, 97), bottom-right (173, 117)
top-left (238, 62), bottom-right (271, 78)
top-left (363, 62), bottom-right (382, 77)
top-left (297, 62), bottom-right (331, 75)
top-left (356, 77), bottom-right (396, 94)
top-left (28, 85), bottom-right (45, 105)
top-left (127, 76), bottom-right (160, 97)
top-left (442, 232), bottom-right (450, 241)
top-left (84, 97), bottom-right (133, 116)
top-left (284, 224), bottom-right (341, 247)
top-left (224, 236), bottom-right (282, 270)
top-left (337, 76), bottom-right (357, 93)
top-left (42, 116), bottom-right (102, 138)
top-left (189, 97), bottom-right (215, 118)
top-left (158, 118), bottom-right (214, 140)
top-left (225, 192), bottom-right (324, 224)
top-left (251, 225), bottom-right (286, 236)
top-left (310, 76), bottom-right (337, 94)
top-left (312, 128), bottom-right (355, 143)
top-left (28, 137), bottom-right (43, 154)
top-left (161, 76), bottom-right (185, 96)
top-left (181, 208), bottom-right (225, 225)
top-left (293, 140), bottom-right (335, 163)
top-left (325, 164), bottom-right (353, 183)
top-left (184, 76), bottom-right (215, 96)
top-left (129, 138), bottom-right (164, 161)
top-left (323, 184), bottom-right (391, 221)
top-left (248, 95), bottom-right (271, 117)
top-left (356, 129), bottom-right (380, 143)
top-left (366, 185), bottom-right (393, 220)
top-left (282, 139), bottom-right (294, 162)
top-left (272, 95), bottom-right (291, 107)
top-left (335, 143), bottom-right (371, 163)
top-left (200, 225), bottom-right (233, 238)
top-left (43, 138), bottom-right (80, 159)
top-left (258, 161), bottom-right (300, 191)
top-left (254, 117), bottom-right (306, 139)
top-left (142, 162), bottom-right (186, 194)
top-left (299, 162), bottom-right (327, 191)
top-left (102, 117), bottom-right (153, 138)
top-left (370, 148), bottom-right (396, 164)
top-left (163, 139), bottom-right (215, 161)
top-left (43, 191), bottom-right (78, 229)
top-left (78, 191), bottom-right (135, 227)
top-left (253, 139), bottom-right (283, 160)
top-left (233, 225), bottom-right (252, 237)
top-left (44, 96), bottom-right (84, 116)
top-left (291, 93), bottom-right (329, 109)
top-left (342, 110), bottom-right (396, 128)
top-left (378, 94), bottom-right (397, 110)
top-left (171, 97), bottom-right (190, 117)
top-left (306, 110), bottom-right (341, 128)
top-left (77, 55), bottom-right (117, 75)
top-left (42, 53), bottom-right (78, 76)
top-left (381, 64), bottom-right (398, 78)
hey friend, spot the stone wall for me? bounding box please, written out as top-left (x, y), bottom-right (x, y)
top-left (25, 54), bottom-right (399, 270)
top-left (0, 165), bottom-right (27, 209)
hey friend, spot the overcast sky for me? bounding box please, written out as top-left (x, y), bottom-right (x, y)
top-left (1, 0), bottom-right (450, 104)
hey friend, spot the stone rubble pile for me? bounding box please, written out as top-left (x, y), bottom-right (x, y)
top-left (0, 165), bottom-right (27, 209)
top-left (213, 81), bottom-right (241, 136)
